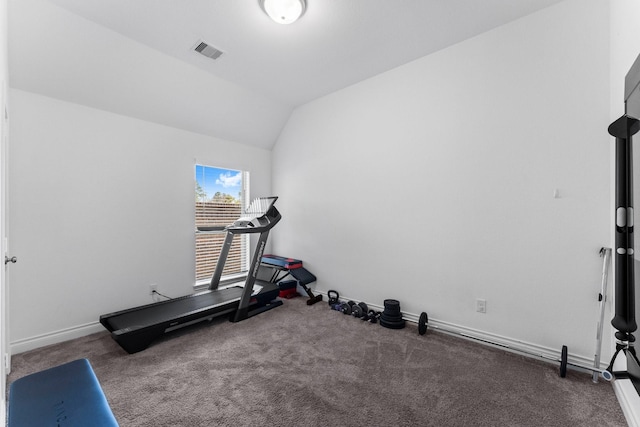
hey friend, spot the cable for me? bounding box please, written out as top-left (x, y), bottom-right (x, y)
top-left (152, 290), bottom-right (172, 300)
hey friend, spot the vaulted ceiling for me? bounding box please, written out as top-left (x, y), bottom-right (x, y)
top-left (9, 0), bottom-right (566, 149)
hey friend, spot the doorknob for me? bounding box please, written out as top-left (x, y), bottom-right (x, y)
top-left (4, 256), bottom-right (16, 265)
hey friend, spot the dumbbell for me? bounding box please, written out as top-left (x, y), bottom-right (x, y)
top-left (330, 302), bottom-right (343, 311)
top-left (351, 302), bottom-right (368, 318)
top-left (360, 306), bottom-right (377, 321)
top-left (341, 301), bottom-right (356, 315)
top-left (361, 309), bottom-right (378, 321)
top-left (367, 310), bottom-right (380, 324)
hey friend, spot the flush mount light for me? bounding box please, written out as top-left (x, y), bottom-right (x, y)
top-left (260, 0), bottom-right (306, 25)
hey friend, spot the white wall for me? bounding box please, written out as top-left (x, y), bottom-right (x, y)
top-left (272, 0), bottom-right (611, 361)
top-left (8, 89), bottom-right (271, 351)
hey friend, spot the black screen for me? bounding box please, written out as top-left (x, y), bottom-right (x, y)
top-left (625, 53), bottom-right (640, 119)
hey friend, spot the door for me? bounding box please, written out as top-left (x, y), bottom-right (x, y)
top-left (0, 77), bottom-right (8, 418)
top-left (0, 3), bottom-right (9, 420)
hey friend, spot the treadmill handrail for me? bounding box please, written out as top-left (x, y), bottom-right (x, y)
top-left (209, 199), bottom-right (281, 291)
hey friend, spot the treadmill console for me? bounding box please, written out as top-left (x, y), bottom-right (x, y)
top-left (231, 197), bottom-right (279, 228)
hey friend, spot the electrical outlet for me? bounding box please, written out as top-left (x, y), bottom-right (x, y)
top-left (476, 299), bottom-right (487, 313)
top-left (149, 284), bottom-right (158, 296)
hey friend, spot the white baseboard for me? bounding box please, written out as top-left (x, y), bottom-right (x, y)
top-left (331, 293), bottom-right (601, 373)
top-left (403, 310), bottom-right (598, 371)
top-left (609, 349), bottom-right (640, 427)
top-left (614, 379), bottom-right (640, 427)
top-left (10, 321), bottom-right (104, 355)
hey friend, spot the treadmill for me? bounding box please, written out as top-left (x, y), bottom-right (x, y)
top-left (99, 196), bottom-right (283, 354)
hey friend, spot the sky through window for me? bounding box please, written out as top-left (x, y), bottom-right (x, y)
top-left (195, 165), bottom-right (242, 201)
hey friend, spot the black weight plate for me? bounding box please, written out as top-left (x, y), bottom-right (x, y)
top-left (384, 299), bottom-right (400, 308)
top-left (560, 345), bottom-right (568, 378)
top-left (380, 313), bottom-right (403, 322)
top-left (379, 316), bottom-right (406, 326)
top-left (380, 318), bottom-right (406, 329)
top-left (358, 302), bottom-right (368, 313)
top-left (352, 304), bottom-right (364, 318)
top-left (341, 303), bottom-right (352, 315)
top-left (418, 312), bottom-right (428, 335)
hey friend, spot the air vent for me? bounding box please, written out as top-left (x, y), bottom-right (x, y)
top-left (194, 40), bottom-right (223, 60)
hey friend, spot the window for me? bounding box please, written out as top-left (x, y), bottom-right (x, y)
top-left (195, 165), bottom-right (249, 284)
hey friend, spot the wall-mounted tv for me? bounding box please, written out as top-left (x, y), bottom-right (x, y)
top-left (626, 55), bottom-right (640, 119)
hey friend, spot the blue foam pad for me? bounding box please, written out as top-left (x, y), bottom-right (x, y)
top-left (8, 358), bottom-right (118, 427)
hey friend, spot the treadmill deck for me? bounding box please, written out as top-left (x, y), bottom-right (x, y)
top-left (104, 286), bottom-right (244, 332)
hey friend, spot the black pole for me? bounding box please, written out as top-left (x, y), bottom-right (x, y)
top-left (609, 115), bottom-right (640, 342)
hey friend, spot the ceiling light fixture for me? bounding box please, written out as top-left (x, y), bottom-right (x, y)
top-left (259, 0), bottom-right (306, 25)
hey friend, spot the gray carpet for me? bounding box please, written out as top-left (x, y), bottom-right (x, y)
top-left (7, 297), bottom-right (628, 426)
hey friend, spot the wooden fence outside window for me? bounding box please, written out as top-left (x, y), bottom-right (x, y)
top-left (195, 201), bottom-right (245, 281)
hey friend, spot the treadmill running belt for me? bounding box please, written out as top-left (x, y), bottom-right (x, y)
top-left (106, 287), bottom-right (243, 331)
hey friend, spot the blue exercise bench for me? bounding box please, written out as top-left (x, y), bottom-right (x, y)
top-left (8, 358), bottom-right (118, 426)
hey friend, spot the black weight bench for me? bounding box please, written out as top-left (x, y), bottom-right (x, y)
top-left (261, 254), bottom-right (322, 305)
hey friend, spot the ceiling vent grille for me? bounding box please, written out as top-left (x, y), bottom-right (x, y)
top-left (194, 40), bottom-right (223, 60)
